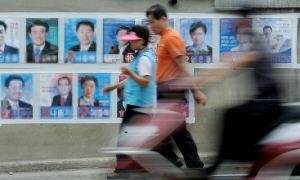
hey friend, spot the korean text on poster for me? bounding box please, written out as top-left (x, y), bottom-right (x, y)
top-left (78, 73), bottom-right (110, 118)
top-left (103, 18), bottom-right (135, 63)
top-left (40, 74), bottom-right (73, 119)
top-left (0, 18), bottom-right (19, 63)
top-left (258, 18), bottom-right (292, 63)
top-left (220, 18), bottom-right (252, 62)
top-left (26, 18), bottom-right (59, 63)
top-left (64, 18), bottom-right (97, 63)
top-left (180, 18), bottom-right (213, 63)
top-left (1, 74), bottom-right (33, 119)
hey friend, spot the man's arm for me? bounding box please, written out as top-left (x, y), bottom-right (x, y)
top-left (179, 51), bottom-right (260, 86)
top-left (174, 55), bottom-right (207, 106)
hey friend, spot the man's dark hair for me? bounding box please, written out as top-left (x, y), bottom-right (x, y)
top-left (76, 19), bottom-right (94, 32)
top-left (0, 20), bottom-right (7, 31)
top-left (28, 20), bottom-right (49, 33)
top-left (81, 74), bottom-right (97, 88)
top-left (263, 25), bottom-right (272, 32)
top-left (5, 74), bottom-right (24, 88)
top-left (116, 26), bottom-right (131, 36)
top-left (235, 20), bottom-right (251, 34)
top-left (146, 4), bottom-right (168, 20)
top-left (189, 21), bottom-right (207, 35)
top-left (58, 76), bottom-right (71, 85)
top-left (131, 25), bottom-right (149, 46)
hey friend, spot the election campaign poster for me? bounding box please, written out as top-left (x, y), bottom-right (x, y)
top-left (0, 18), bottom-right (19, 63)
top-left (258, 18), bottom-right (292, 63)
top-left (220, 18), bottom-right (252, 62)
top-left (26, 18), bottom-right (59, 63)
top-left (103, 18), bottom-right (135, 63)
top-left (78, 73), bottom-right (110, 119)
top-left (40, 74), bottom-right (73, 119)
top-left (180, 18), bottom-right (213, 63)
top-left (1, 74), bottom-right (33, 119)
top-left (64, 18), bottom-right (97, 63)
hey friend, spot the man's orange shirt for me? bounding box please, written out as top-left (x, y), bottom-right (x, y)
top-left (156, 28), bottom-right (186, 83)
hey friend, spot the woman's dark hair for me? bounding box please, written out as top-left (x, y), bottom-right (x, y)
top-left (189, 21), bottom-right (207, 35)
top-left (131, 25), bottom-right (149, 46)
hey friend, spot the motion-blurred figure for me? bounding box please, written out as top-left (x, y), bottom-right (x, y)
top-left (176, 10), bottom-right (285, 179)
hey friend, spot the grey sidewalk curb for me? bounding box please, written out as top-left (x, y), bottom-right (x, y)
top-left (0, 152), bottom-right (247, 173)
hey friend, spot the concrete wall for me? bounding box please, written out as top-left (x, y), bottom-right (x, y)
top-left (215, 0), bottom-right (300, 8)
top-left (0, 0), bottom-right (214, 13)
top-left (1, 68), bottom-right (299, 163)
top-left (0, 0), bottom-right (300, 164)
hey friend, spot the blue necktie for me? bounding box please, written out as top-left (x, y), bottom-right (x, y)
top-left (35, 47), bottom-right (40, 63)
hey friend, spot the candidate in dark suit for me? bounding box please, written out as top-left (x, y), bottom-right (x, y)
top-left (1, 74), bottom-right (33, 118)
top-left (69, 41), bottom-right (96, 52)
top-left (66, 20), bottom-right (97, 63)
top-left (51, 76), bottom-right (72, 106)
top-left (52, 93), bottom-right (72, 106)
top-left (78, 74), bottom-right (102, 106)
top-left (26, 19), bottom-right (58, 63)
top-left (4, 45), bottom-right (19, 54)
top-left (0, 20), bottom-right (19, 54)
top-left (108, 26), bottom-right (134, 63)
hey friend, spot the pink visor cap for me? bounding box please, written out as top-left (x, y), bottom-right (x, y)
top-left (120, 32), bottom-right (143, 41)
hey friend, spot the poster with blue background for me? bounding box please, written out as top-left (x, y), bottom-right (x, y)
top-left (103, 18), bottom-right (135, 63)
top-left (1, 74), bottom-right (33, 119)
top-left (26, 18), bottom-right (59, 63)
top-left (0, 18), bottom-right (19, 63)
top-left (220, 18), bottom-right (252, 62)
top-left (78, 73), bottom-right (110, 118)
top-left (64, 18), bottom-right (97, 63)
top-left (180, 18), bottom-right (213, 63)
top-left (40, 74), bottom-right (73, 119)
top-left (258, 18), bottom-right (292, 63)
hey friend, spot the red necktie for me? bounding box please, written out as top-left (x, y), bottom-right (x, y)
top-left (61, 97), bottom-right (65, 106)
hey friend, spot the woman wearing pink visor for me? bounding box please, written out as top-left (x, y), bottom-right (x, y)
top-left (103, 25), bottom-right (156, 179)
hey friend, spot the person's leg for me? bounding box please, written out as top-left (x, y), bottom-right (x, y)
top-left (172, 122), bottom-right (204, 168)
top-left (157, 80), bottom-right (202, 168)
top-left (108, 105), bottom-right (145, 179)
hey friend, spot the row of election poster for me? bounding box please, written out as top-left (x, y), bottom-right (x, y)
top-left (0, 17), bottom-right (293, 64)
top-left (0, 72), bottom-right (190, 121)
top-left (1, 73), bottom-right (110, 119)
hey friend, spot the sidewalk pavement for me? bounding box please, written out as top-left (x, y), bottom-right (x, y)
top-left (0, 152), bottom-right (250, 174)
top-left (0, 152), bottom-right (216, 173)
